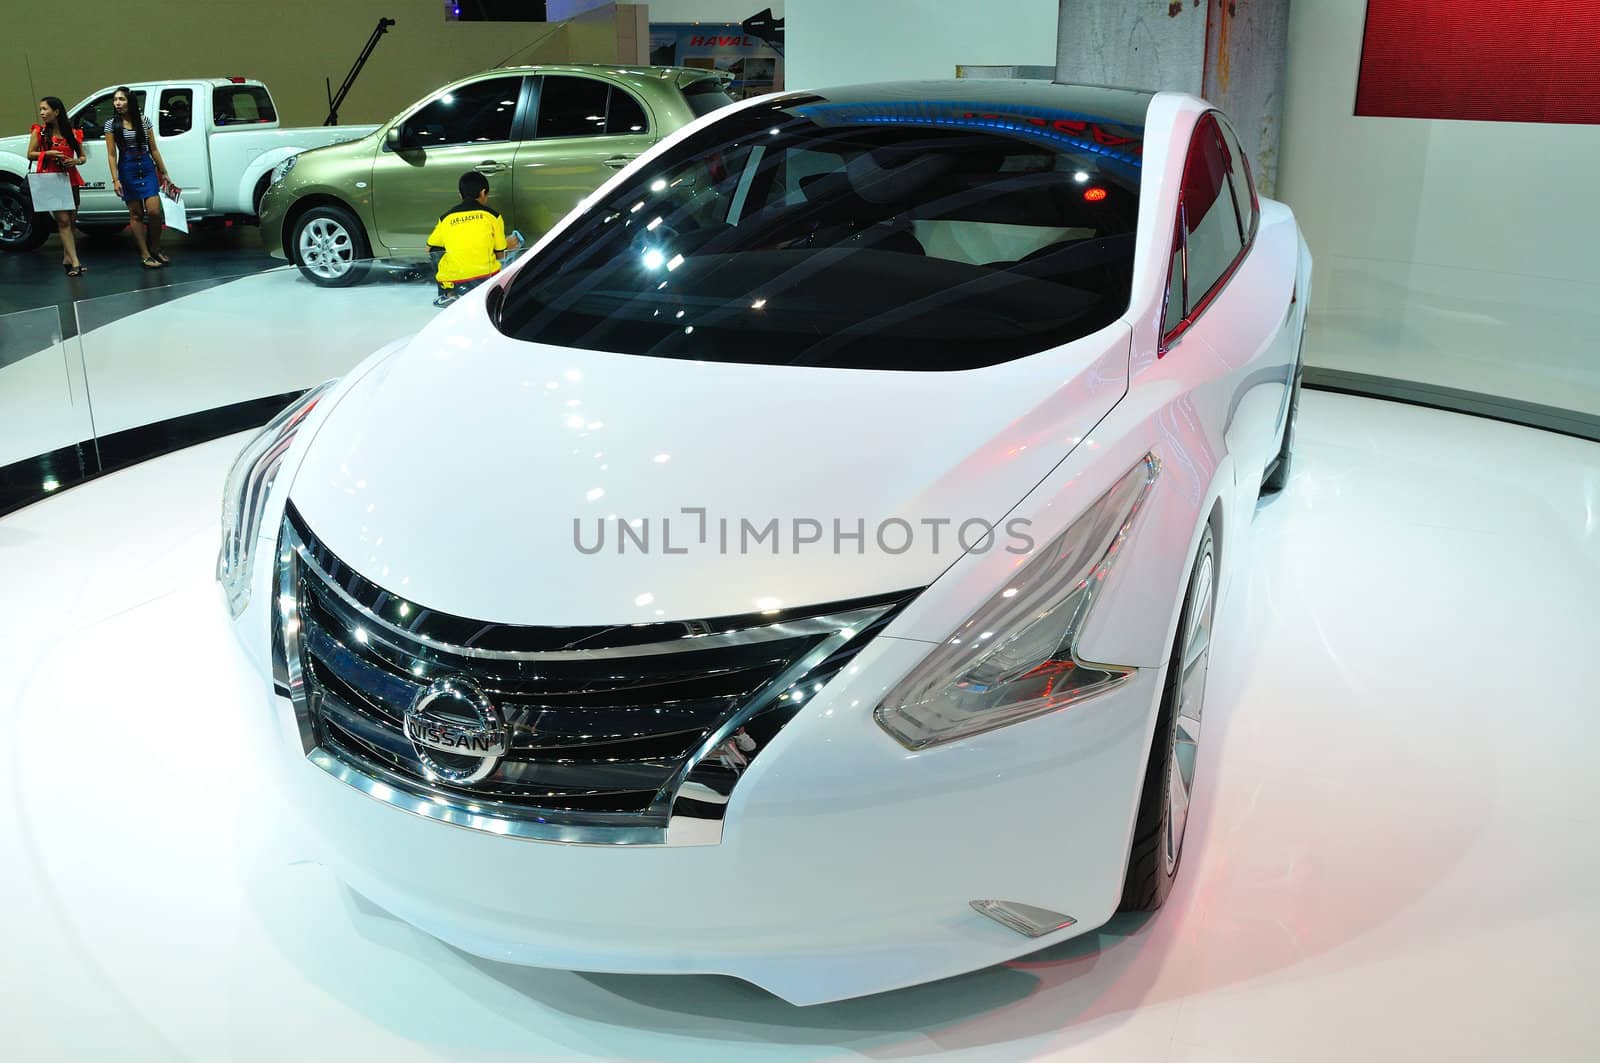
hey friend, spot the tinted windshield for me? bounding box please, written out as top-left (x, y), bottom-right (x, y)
top-left (497, 93), bottom-right (1145, 370)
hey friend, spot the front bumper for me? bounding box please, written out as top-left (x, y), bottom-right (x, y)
top-left (230, 547), bottom-right (1163, 1005)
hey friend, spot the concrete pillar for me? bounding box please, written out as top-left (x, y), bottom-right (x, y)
top-left (1202, 0), bottom-right (1290, 195)
top-left (1055, 0), bottom-right (1206, 94)
top-left (1056, 0), bottom-right (1288, 195)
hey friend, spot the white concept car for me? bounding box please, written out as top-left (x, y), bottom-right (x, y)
top-left (222, 80), bottom-right (1310, 1005)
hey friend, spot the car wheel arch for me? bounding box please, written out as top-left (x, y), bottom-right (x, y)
top-left (282, 193), bottom-right (370, 259)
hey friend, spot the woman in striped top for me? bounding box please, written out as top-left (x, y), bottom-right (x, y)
top-left (103, 86), bottom-right (171, 268)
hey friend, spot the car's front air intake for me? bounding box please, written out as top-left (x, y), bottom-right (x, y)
top-left (274, 504), bottom-right (914, 844)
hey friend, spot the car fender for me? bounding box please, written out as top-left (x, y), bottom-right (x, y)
top-left (273, 180), bottom-right (378, 254)
top-left (234, 146), bottom-right (301, 214)
top-left (0, 150), bottom-right (31, 184)
top-left (878, 354), bottom-right (1229, 676)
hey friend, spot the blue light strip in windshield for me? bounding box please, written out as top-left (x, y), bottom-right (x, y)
top-left (794, 100), bottom-right (1144, 175)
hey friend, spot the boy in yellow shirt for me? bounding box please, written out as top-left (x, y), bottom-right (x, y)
top-left (427, 171), bottom-right (521, 307)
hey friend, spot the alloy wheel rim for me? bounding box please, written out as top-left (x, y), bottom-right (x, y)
top-left (1164, 545), bottom-right (1213, 875)
top-left (298, 217), bottom-right (353, 279)
top-left (0, 191), bottom-right (26, 241)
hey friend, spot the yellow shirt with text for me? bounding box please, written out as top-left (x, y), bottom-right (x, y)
top-left (427, 201), bottom-right (507, 287)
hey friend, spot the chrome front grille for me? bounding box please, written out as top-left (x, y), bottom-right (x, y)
top-left (274, 504), bottom-right (914, 844)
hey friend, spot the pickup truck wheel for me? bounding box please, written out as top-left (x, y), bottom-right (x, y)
top-left (292, 204), bottom-right (369, 287)
top-left (0, 183), bottom-right (49, 253)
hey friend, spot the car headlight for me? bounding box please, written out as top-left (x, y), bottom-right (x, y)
top-left (217, 380), bottom-right (336, 618)
top-left (875, 455), bottom-right (1159, 750)
top-left (270, 154), bottom-right (299, 185)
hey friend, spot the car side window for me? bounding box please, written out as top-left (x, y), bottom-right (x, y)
top-left (159, 88), bottom-right (193, 137)
top-left (536, 76), bottom-right (609, 138)
top-left (1178, 114), bottom-right (1243, 316)
top-left (606, 86), bottom-right (649, 135)
top-left (1215, 115), bottom-right (1257, 240)
top-left (1162, 236), bottom-right (1186, 336)
top-left (402, 76), bottom-right (521, 149)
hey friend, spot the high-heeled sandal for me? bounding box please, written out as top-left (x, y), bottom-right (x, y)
top-left (154, 251), bottom-right (171, 265)
top-left (63, 262), bottom-right (83, 277)
top-left (141, 256), bottom-right (162, 269)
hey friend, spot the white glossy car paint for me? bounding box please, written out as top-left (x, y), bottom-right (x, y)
top-left (229, 88), bottom-right (1311, 1004)
top-left (286, 315), bottom-right (1133, 625)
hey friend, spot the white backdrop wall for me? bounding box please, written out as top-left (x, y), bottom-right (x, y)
top-left (787, 0), bottom-right (1058, 89)
top-left (1279, 0), bottom-right (1600, 415)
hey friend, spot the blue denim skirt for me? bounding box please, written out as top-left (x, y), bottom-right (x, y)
top-left (118, 153), bottom-right (159, 202)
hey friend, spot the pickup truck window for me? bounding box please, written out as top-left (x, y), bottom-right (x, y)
top-left (214, 85), bottom-right (276, 126)
top-left (159, 89), bottom-right (193, 137)
top-left (403, 76), bottom-right (521, 148)
top-left (76, 90), bottom-right (144, 138)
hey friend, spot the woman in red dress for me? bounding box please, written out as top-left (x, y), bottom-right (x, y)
top-left (28, 96), bottom-right (87, 276)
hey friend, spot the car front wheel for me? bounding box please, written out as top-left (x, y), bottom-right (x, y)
top-left (0, 182), bottom-right (49, 253)
top-left (291, 204), bottom-right (370, 287)
top-left (1119, 522), bottom-right (1215, 912)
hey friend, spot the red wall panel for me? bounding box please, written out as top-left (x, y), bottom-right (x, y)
top-left (1356, 0), bottom-right (1600, 124)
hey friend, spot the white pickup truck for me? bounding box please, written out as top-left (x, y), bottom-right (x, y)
top-left (0, 78), bottom-right (377, 252)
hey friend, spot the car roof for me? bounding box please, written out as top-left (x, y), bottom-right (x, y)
top-left (111, 78), bottom-right (267, 89)
top-left (477, 63), bottom-right (724, 83)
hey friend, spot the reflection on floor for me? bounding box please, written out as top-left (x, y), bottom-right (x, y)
top-left (1, 267), bottom-right (438, 468)
top-left (0, 224), bottom-right (278, 324)
top-left (1, 392), bottom-right (1596, 1062)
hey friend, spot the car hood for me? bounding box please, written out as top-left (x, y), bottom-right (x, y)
top-left (289, 128), bottom-right (381, 168)
top-left (287, 307), bottom-right (1131, 626)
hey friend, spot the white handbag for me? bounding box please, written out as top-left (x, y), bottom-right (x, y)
top-left (26, 170), bottom-right (75, 213)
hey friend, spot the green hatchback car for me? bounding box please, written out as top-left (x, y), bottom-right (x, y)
top-left (260, 64), bottom-right (734, 286)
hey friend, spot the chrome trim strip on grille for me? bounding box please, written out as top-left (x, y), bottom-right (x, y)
top-left (304, 554), bottom-right (876, 662)
top-left (284, 504), bottom-right (911, 663)
top-left (273, 513), bottom-right (915, 846)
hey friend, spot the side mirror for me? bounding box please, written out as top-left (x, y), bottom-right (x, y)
top-left (384, 126), bottom-right (402, 152)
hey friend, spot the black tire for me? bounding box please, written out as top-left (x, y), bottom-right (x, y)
top-left (0, 181), bottom-right (50, 253)
top-left (1119, 523), bottom-right (1216, 912)
top-left (290, 203), bottom-right (370, 288)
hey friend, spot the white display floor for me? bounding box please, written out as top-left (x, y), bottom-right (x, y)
top-left (1, 268), bottom-right (437, 468)
top-left (2, 391), bottom-right (1596, 1062)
